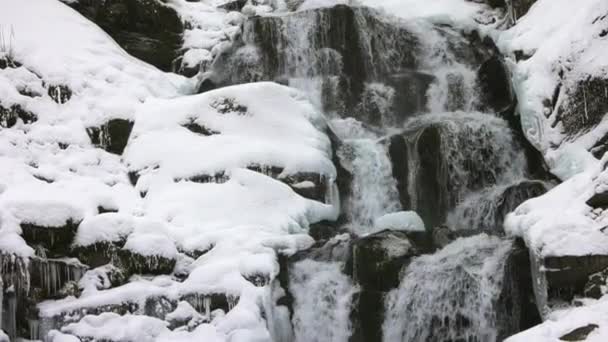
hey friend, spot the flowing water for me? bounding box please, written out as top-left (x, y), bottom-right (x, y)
top-left (383, 235), bottom-right (513, 342)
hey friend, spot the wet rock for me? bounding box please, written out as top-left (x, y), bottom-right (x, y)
top-left (0, 103), bottom-right (37, 128)
top-left (212, 5), bottom-right (422, 125)
top-left (68, 0), bottom-right (184, 71)
top-left (308, 218), bottom-right (349, 242)
top-left (20, 220), bottom-right (79, 257)
top-left (86, 118), bottom-right (134, 155)
top-left (349, 229), bottom-right (431, 342)
top-left (496, 239), bottom-right (542, 340)
top-left (431, 225), bottom-right (457, 248)
top-left (477, 55), bottom-right (514, 115)
top-left (560, 324), bottom-right (599, 341)
top-left (351, 230), bottom-right (423, 292)
top-left (47, 84), bottom-right (72, 104)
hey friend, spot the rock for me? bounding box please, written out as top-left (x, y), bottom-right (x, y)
top-left (182, 120), bottom-right (220, 136)
top-left (496, 239), bottom-right (542, 340)
top-left (117, 249), bottom-right (176, 276)
top-left (431, 225), bottom-right (457, 248)
top-left (351, 230), bottom-right (422, 292)
top-left (47, 84), bottom-right (72, 104)
top-left (586, 190), bottom-right (608, 209)
top-left (218, 0), bottom-right (247, 11)
top-left (71, 241), bottom-right (122, 269)
top-left (583, 268), bottom-right (608, 299)
top-left (0, 103), bottom-right (37, 128)
top-left (560, 324), bottom-right (599, 341)
top-left (530, 252), bottom-right (608, 314)
top-left (349, 229), bottom-right (431, 342)
top-left (0, 55), bottom-right (21, 69)
top-left (68, 0), bottom-right (184, 71)
top-left (510, 0), bottom-right (537, 21)
top-left (20, 220), bottom-right (79, 257)
top-left (86, 118), bottom-right (134, 155)
top-left (477, 55), bottom-right (515, 115)
top-left (556, 77), bottom-right (608, 159)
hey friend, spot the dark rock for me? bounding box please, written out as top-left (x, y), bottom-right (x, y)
top-left (510, 0), bottom-right (537, 20)
top-left (182, 119), bottom-right (220, 136)
top-left (586, 190), bottom-right (608, 209)
top-left (431, 225), bottom-right (457, 248)
top-left (308, 218), bottom-right (349, 242)
top-left (86, 118), bottom-right (134, 155)
top-left (47, 84), bottom-right (72, 104)
top-left (117, 249), bottom-right (176, 275)
top-left (218, 0), bottom-right (247, 11)
top-left (68, 0), bottom-right (184, 71)
top-left (351, 230), bottom-right (421, 292)
top-left (496, 239), bottom-right (542, 340)
top-left (0, 55), bottom-right (21, 69)
top-left (71, 242), bottom-right (122, 269)
top-left (545, 255), bottom-right (608, 303)
top-left (477, 56), bottom-right (514, 115)
top-left (556, 77), bottom-right (608, 158)
top-left (197, 78), bottom-right (217, 93)
top-left (583, 268), bottom-right (608, 299)
top-left (211, 97), bottom-right (248, 115)
top-left (349, 229), bottom-right (432, 342)
top-left (560, 324), bottom-right (599, 341)
top-left (0, 103), bottom-right (37, 128)
top-left (20, 220), bottom-right (79, 257)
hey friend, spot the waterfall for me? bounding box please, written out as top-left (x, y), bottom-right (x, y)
top-left (383, 235), bottom-right (513, 342)
top-left (289, 259), bottom-right (358, 342)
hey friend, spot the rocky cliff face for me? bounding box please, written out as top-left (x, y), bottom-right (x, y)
top-left (1, 0), bottom-right (608, 341)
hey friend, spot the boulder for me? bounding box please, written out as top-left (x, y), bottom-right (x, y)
top-left (560, 324), bottom-right (599, 341)
top-left (0, 103), bottom-right (37, 128)
top-left (68, 0), bottom-right (184, 71)
top-left (583, 268), bottom-right (608, 299)
top-left (86, 118), bottom-right (134, 155)
top-left (20, 220), bottom-right (79, 257)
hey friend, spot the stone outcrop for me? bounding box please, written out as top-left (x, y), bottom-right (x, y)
top-left (86, 118), bottom-right (134, 155)
top-left (68, 0), bottom-right (184, 71)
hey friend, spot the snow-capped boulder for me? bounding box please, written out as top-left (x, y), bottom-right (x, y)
top-left (119, 233), bottom-right (178, 275)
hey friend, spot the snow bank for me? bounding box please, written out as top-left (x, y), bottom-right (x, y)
top-left (507, 298), bottom-right (608, 342)
top-left (498, 0), bottom-right (608, 179)
top-left (125, 82), bottom-right (335, 184)
top-left (61, 313), bottom-right (169, 342)
top-left (505, 159), bottom-right (608, 257)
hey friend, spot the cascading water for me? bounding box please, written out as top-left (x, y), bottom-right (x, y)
top-left (289, 259), bottom-right (358, 342)
top-left (383, 235), bottom-right (513, 342)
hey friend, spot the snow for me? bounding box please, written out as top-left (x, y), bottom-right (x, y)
top-left (61, 313), bottom-right (170, 342)
top-left (498, 0), bottom-right (608, 180)
top-left (506, 297), bottom-right (608, 342)
top-left (123, 233), bottom-right (178, 259)
top-left (373, 211), bottom-right (426, 234)
top-left (124, 82), bottom-right (335, 185)
top-left (296, 0), bottom-right (494, 26)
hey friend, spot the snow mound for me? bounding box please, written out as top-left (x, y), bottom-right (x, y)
top-left (373, 211), bottom-right (426, 234)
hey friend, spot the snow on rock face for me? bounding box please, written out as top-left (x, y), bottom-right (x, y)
top-left (499, 0), bottom-right (608, 179)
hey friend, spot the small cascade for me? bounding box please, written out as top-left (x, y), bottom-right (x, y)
top-left (383, 235), bottom-right (513, 342)
top-left (336, 135), bottom-right (402, 232)
top-left (389, 112), bottom-right (527, 228)
top-left (447, 180), bottom-right (549, 233)
top-left (289, 259), bottom-right (358, 342)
